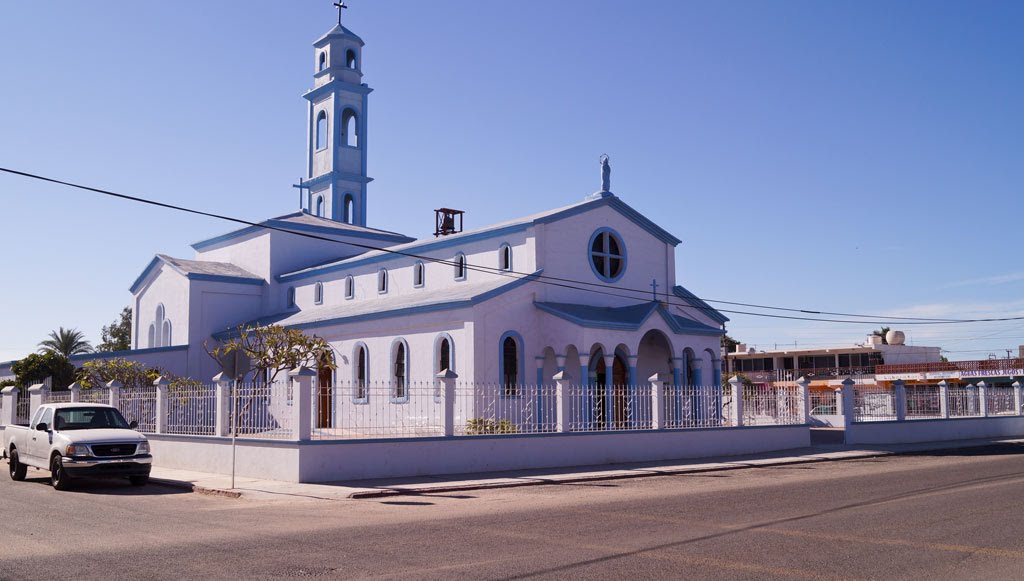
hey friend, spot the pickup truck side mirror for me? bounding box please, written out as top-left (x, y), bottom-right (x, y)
top-left (129, 420), bottom-right (139, 430)
top-left (35, 422), bottom-right (49, 432)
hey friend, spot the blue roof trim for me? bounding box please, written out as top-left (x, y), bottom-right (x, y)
top-left (190, 216), bottom-right (413, 252)
top-left (303, 79), bottom-right (373, 102)
top-left (607, 198), bottom-right (681, 246)
top-left (302, 170), bottom-right (374, 189)
top-left (535, 301), bottom-right (723, 336)
top-left (672, 285), bottom-right (729, 324)
top-left (215, 270), bottom-right (543, 340)
top-left (69, 345), bottom-right (188, 363)
top-left (129, 256), bottom-right (164, 294)
top-left (277, 223), bottom-right (527, 283)
top-left (130, 256), bottom-right (265, 294)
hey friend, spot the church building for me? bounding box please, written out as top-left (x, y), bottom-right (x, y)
top-left (124, 13), bottom-right (729, 414)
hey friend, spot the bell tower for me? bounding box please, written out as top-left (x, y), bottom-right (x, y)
top-left (302, 4), bottom-right (372, 226)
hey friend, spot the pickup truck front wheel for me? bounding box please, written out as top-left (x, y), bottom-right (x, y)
top-left (50, 455), bottom-right (72, 491)
top-left (9, 449), bottom-right (27, 481)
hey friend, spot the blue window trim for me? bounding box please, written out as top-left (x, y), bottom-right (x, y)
top-left (433, 332), bottom-right (455, 403)
top-left (344, 275), bottom-right (355, 300)
top-left (390, 338), bottom-right (410, 404)
top-left (498, 331), bottom-right (525, 398)
top-left (377, 268), bottom-right (388, 294)
top-left (351, 342), bottom-right (369, 404)
top-left (498, 242), bottom-right (513, 272)
top-left (454, 252), bottom-right (467, 281)
top-left (588, 227), bottom-right (627, 283)
top-left (413, 261), bottom-right (425, 288)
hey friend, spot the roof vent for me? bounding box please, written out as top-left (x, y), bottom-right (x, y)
top-left (434, 208), bottom-right (464, 237)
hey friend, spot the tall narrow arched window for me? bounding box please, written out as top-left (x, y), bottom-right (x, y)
top-left (147, 324), bottom-right (156, 348)
top-left (314, 282), bottom-right (324, 305)
top-left (287, 287), bottom-right (296, 308)
top-left (156, 304), bottom-right (164, 322)
top-left (502, 336), bottom-right (519, 395)
top-left (152, 304), bottom-right (168, 348)
top-left (439, 338), bottom-right (451, 372)
top-left (315, 195), bottom-right (325, 217)
top-left (354, 344), bottom-right (368, 401)
top-left (393, 341), bottom-right (408, 400)
top-left (342, 109), bottom-right (358, 147)
top-left (413, 261), bottom-right (425, 287)
top-left (378, 269), bottom-right (388, 294)
top-left (346, 49), bottom-right (357, 69)
top-left (161, 320), bottom-right (171, 346)
top-left (454, 253), bottom-right (466, 281)
top-left (344, 275), bottom-right (354, 299)
top-left (318, 51), bottom-right (327, 72)
top-left (316, 111), bottom-right (328, 150)
top-left (499, 244), bottom-right (513, 271)
top-left (343, 194), bottom-right (354, 223)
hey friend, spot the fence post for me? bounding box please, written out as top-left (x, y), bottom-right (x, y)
top-left (840, 378), bottom-right (856, 424)
top-left (554, 370), bottom-right (572, 433)
top-left (0, 386), bottom-right (16, 426)
top-left (894, 380), bottom-right (907, 422)
top-left (977, 381), bottom-right (988, 417)
top-left (938, 380), bottom-right (950, 419)
top-left (28, 383), bottom-right (48, 419)
top-left (107, 380), bottom-right (122, 410)
top-left (649, 372), bottom-right (669, 429)
top-left (290, 366), bottom-right (315, 441)
top-left (437, 369), bottom-right (458, 437)
top-left (795, 376), bottom-right (810, 424)
top-left (68, 382), bottom-right (81, 403)
top-left (154, 376), bottom-right (170, 434)
top-left (1014, 381), bottom-right (1022, 416)
top-left (728, 375), bottom-right (744, 427)
top-left (214, 372), bottom-right (231, 437)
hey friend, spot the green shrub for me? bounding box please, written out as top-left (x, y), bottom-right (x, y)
top-left (465, 418), bottom-right (518, 435)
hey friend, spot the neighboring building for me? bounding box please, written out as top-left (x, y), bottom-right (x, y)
top-left (2, 14), bottom-right (730, 424)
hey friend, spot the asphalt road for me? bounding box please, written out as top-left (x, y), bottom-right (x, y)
top-left (3, 445), bottom-right (1024, 580)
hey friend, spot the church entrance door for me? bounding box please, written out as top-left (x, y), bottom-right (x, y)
top-left (317, 366), bottom-right (332, 429)
top-left (593, 354), bottom-right (628, 429)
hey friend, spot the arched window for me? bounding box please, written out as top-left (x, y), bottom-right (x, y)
top-left (353, 343), bottom-right (368, 401)
top-left (287, 287), bottom-right (296, 308)
top-left (588, 228), bottom-right (627, 282)
top-left (318, 51), bottom-right (327, 72)
top-left (502, 335), bottom-right (519, 396)
top-left (315, 195), bottom-right (325, 217)
top-left (392, 341), bottom-right (408, 400)
top-left (499, 244), bottom-right (513, 271)
top-left (343, 194), bottom-right (354, 223)
top-left (152, 304), bottom-right (168, 348)
top-left (316, 111), bottom-right (328, 150)
top-left (377, 269), bottom-right (388, 294)
top-left (161, 320), bottom-right (172, 347)
top-left (413, 261), bottom-right (425, 287)
top-left (454, 253), bottom-right (466, 281)
top-left (314, 282), bottom-right (324, 305)
top-left (346, 49), bottom-right (357, 69)
top-left (439, 338), bottom-right (451, 372)
top-left (344, 275), bottom-right (354, 299)
top-left (342, 109), bottom-right (358, 147)
top-left (147, 324), bottom-right (156, 349)
top-left (156, 304), bottom-right (164, 323)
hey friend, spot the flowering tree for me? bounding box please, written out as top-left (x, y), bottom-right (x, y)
top-left (206, 325), bottom-right (335, 383)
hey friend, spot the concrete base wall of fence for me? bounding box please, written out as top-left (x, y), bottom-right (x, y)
top-left (149, 425), bottom-right (810, 483)
top-left (846, 416), bottom-right (1024, 445)
top-left (809, 414), bottom-right (845, 428)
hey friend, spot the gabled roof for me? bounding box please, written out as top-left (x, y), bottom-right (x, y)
top-left (672, 285), bottom-right (729, 325)
top-left (534, 301), bottom-right (723, 336)
top-left (129, 254), bottom-right (264, 294)
top-left (278, 193), bottom-right (681, 283)
top-left (191, 211), bottom-right (414, 252)
top-left (213, 270), bottom-right (543, 340)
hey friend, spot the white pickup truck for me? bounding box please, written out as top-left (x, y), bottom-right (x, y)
top-left (3, 403), bottom-right (152, 490)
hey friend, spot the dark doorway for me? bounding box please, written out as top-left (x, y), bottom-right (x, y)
top-left (317, 365), bottom-right (332, 429)
top-left (593, 353), bottom-right (629, 429)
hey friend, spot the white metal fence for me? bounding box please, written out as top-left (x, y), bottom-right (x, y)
top-left (230, 381), bottom-right (295, 440)
top-left (854, 384), bottom-right (1020, 422)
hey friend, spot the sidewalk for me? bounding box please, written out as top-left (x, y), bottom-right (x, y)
top-left (148, 436), bottom-right (1024, 502)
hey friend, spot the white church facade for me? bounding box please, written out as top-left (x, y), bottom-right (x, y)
top-left (112, 17), bottom-right (730, 416)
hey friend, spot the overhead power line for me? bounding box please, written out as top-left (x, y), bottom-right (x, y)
top-left (5, 165), bottom-right (1024, 327)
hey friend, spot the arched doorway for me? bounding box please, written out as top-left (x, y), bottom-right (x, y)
top-left (591, 350), bottom-right (628, 429)
top-left (317, 352), bottom-right (335, 429)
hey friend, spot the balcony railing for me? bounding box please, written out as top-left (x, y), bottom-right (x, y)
top-left (732, 367), bottom-right (876, 384)
top-left (876, 358), bottom-right (1024, 376)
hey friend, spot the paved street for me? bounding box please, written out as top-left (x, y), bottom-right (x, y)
top-left (3, 445), bottom-right (1024, 580)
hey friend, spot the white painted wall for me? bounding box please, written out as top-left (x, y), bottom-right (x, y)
top-left (846, 416), bottom-right (1024, 445)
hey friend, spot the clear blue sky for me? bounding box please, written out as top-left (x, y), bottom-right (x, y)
top-left (1, 1), bottom-right (1022, 363)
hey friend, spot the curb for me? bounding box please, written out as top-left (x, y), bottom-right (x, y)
top-left (150, 477), bottom-right (242, 499)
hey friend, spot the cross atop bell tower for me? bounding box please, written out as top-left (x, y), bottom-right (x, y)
top-left (300, 4), bottom-right (373, 226)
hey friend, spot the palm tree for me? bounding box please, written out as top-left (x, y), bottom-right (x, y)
top-left (38, 327), bottom-right (93, 359)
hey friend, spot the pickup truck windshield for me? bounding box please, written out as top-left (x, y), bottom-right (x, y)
top-left (54, 407), bottom-right (131, 431)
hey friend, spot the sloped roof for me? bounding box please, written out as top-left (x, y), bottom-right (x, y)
top-left (534, 301), bottom-right (723, 336)
top-left (213, 270), bottom-right (543, 339)
top-left (278, 193), bottom-right (681, 283)
top-left (672, 285), bottom-right (729, 324)
top-left (129, 255), bottom-right (264, 294)
top-left (314, 23), bottom-right (364, 46)
top-left (191, 211), bottom-right (414, 251)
